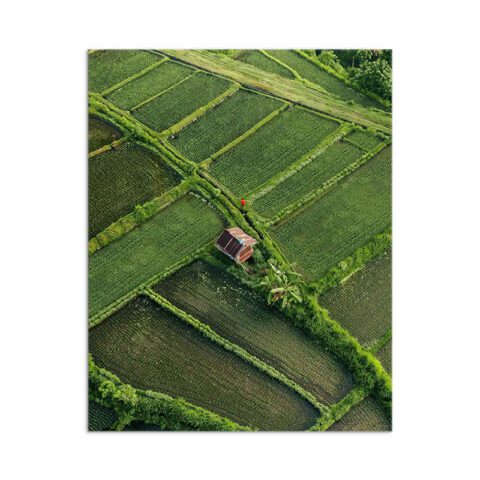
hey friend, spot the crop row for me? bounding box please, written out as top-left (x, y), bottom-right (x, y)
top-left (319, 249), bottom-right (392, 346)
top-left (89, 50), bottom-right (162, 94)
top-left (170, 89), bottom-right (283, 163)
top-left (88, 193), bottom-right (226, 317)
top-left (89, 296), bottom-right (318, 431)
top-left (88, 142), bottom-right (181, 238)
top-left (105, 60), bottom-right (195, 111)
top-left (132, 72), bottom-right (233, 133)
top-left (236, 50), bottom-right (296, 79)
top-left (210, 106), bottom-right (341, 197)
top-left (154, 260), bottom-right (353, 405)
top-left (88, 400), bottom-right (118, 431)
top-left (253, 140), bottom-right (364, 219)
top-left (344, 128), bottom-right (385, 151)
top-left (88, 115), bottom-right (123, 153)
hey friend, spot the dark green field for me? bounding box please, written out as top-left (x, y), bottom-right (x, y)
top-left (88, 142), bottom-right (181, 238)
top-left (154, 261), bottom-right (353, 404)
top-left (319, 249), bottom-right (392, 345)
top-left (88, 116), bottom-right (122, 152)
top-left (88, 400), bottom-right (117, 431)
top-left (89, 297), bottom-right (318, 430)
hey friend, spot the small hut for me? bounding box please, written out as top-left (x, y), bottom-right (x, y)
top-left (215, 227), bottom-right (257, 264)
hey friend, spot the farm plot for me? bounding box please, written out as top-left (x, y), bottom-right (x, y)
top-left (132, 72), bottom-right (232, 133)
top-left (328, 396), bottom-right (391, 431)
top-left (89, 296), bottom-right (318, 431)
top-left (88, 116), bottom-right (122, 152)
top-left (319, 249), bottom-right (392, 346)
top-left (266, 50), bottom-right (382, 109)
top-left (89, 142), bottom-right (181, 238)
top-left (154, 261), bottom-right (353, 404)
top-left (376, 339), bottom-right (392, 374)
top-left (236, 50), bottom-right (295, 79)
top-left (210, 107), bottom-right (341, 197)
top-left (253, 140), bottom-right (364, 219)
top-left (344, 129), bottom-right (385, 151)
top-left (88, 193), bottom-right (226, 317)
top-left (270, 145), bottom-right (391, 280)
top-left (88, 400), bottom-right (118, 431)
top-left (89, 50), bottom-right (161, 93)
top-left (170, 89), bottom-right (283, 163)
top-left (105, 61), bottom-right (194, 111)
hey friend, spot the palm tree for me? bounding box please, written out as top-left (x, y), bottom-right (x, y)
top-left (258, 260), bottom-right (303, 309)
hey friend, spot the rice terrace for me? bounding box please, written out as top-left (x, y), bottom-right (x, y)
top-left (88, 49), bottom-right (392, 431)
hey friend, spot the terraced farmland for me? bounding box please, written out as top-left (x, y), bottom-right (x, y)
top-left (210, 107), bottom-right (341, 196)
top-left (105, 60), bottom-right (194, 110)
top-left (88, 193), bottom-right (226, 316)
top-left (89, 297), bottom-right (318, 430)
top-left (88, 142), bottom-right (181, 238)
top-left (154, 261), bottom-right (353, 404)
top-left (270, 145), bottom-right (392, 280)
top-left (344, 128), bottom-right (384, 151)
top-left (89, 50), bottom-right (162, 93)
top-left (253, 140), bottom-right (364, 219)
top-left (328, 396), bottom-right (391, 431)
top-left (319, 249), bottom-right (392, 346)
top-left (170, 89), bottom-right (284, 162)
top-left (88, 116), bottom-right (122, 152)
top-left (236, 50), bottom-right (295, 79)
top-left (132, 72), bottom-right (233, 133)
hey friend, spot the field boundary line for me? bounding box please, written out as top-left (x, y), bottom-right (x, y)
top-left (99, 56), bottom-right (169, 97)
top-left (143, 288), bottom-right (330, 416)
top-left (88, 137), bottom-right (127, 158)
top-left (161, 83), bottom-right (240, 136)
top-left (247, 123), bottom-right (353, 202)
top-left (366, 329), bottom-right (392, 354)
top-left (130, 71), bottom-right (198, 112)
top-left (89, 244), bottom-right (213, 326)
top-left (160, 50), bottom-right (391, 133)
top-left (267, 139), bottom-right (391, 227)
top-left (200, 102), bottom-right (289, 168)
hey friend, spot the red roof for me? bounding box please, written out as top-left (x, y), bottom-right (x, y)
top-left (215, 228), bottom-right (257, 262)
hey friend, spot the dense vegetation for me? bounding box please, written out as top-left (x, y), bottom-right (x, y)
top-left (90, 296), bottom-right (318, 430)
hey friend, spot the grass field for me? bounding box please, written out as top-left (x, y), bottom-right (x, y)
top-left (319, 249), bottom-right (392, 346)
top-left (236, 50), bottom-right (295, 79)
top-left (89, 296), bottom-right (318, 430)
top-left (88, 193), bottom-right (226, 316)
top-left (266, 50), bottom-right (381, 109)
top-left (328, 396), bottom-right (391, 431)
top-left (132, 72), bottom-right (232, 133)
top-left (88, 400), bottom-right (117, 431)
top-left (344, 129), bottom-right (385, 151)
top-left (253, 140), bottom-right (364, 219)
top-left (88, 116), bottom-right (122, 152)
top-left (154, 261), bottom-right (353, 404)
top-left (210, 107), bottom-right (340, 196)
top-left (88, 142), bottom-right (181, 238)
top-left (270, 145), bottom-right (391, 280)
top-left (377, 340), bottom-right (392, 374)
top-left (170, 89), bottom-right (283, 162)
top-left (105, 61), bottom-right (194, 110)
top-left (89, 50), bottom-right (161, 93)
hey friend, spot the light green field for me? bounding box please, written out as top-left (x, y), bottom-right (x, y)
top-left (344, 129), bottom-right (385, 151)
top-left (236, 50), bottom-right (295, 79)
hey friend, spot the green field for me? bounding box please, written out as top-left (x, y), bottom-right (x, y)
top-left (253, 140), bottom-right (364, 219)
top-left (89, 297), bottom-right (318, 430)
top-left (88, 142), bottom-right (181, 238)
top-left (123, 422), bottom-right (164, 431)
top-left (266, 50), bottom-right (381, 109)
top-left (88, 400), bottom-right (117, 431)
top-left (328, 396), bottom-right (391, 431)
top-left (89, 50), bottom-right (161, 93)
top-left (344, 129), bottom-right (384, 151)
top-left (88, 116), bottom-right (122, 152)
top-left (154, 261), bottom-right (353, 404)
top-left (105, 61), bottom-right (194, 110)
top-left (377, 340), bottom-right (392, 374)
top-left (210, 107), bottom-right (340, 197)
top-left (236, 50), bottom-right (295, 79)
top-left (88, 193), bottom-right (226, 316)
top-left (319, 250), bottom-right (392, 345)
top-left (132, 72), bottom-right (232, 132)
top-left (170, 89), bottom-right (283, 162)
top-left (271, 145), bottom-right (391, 280)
